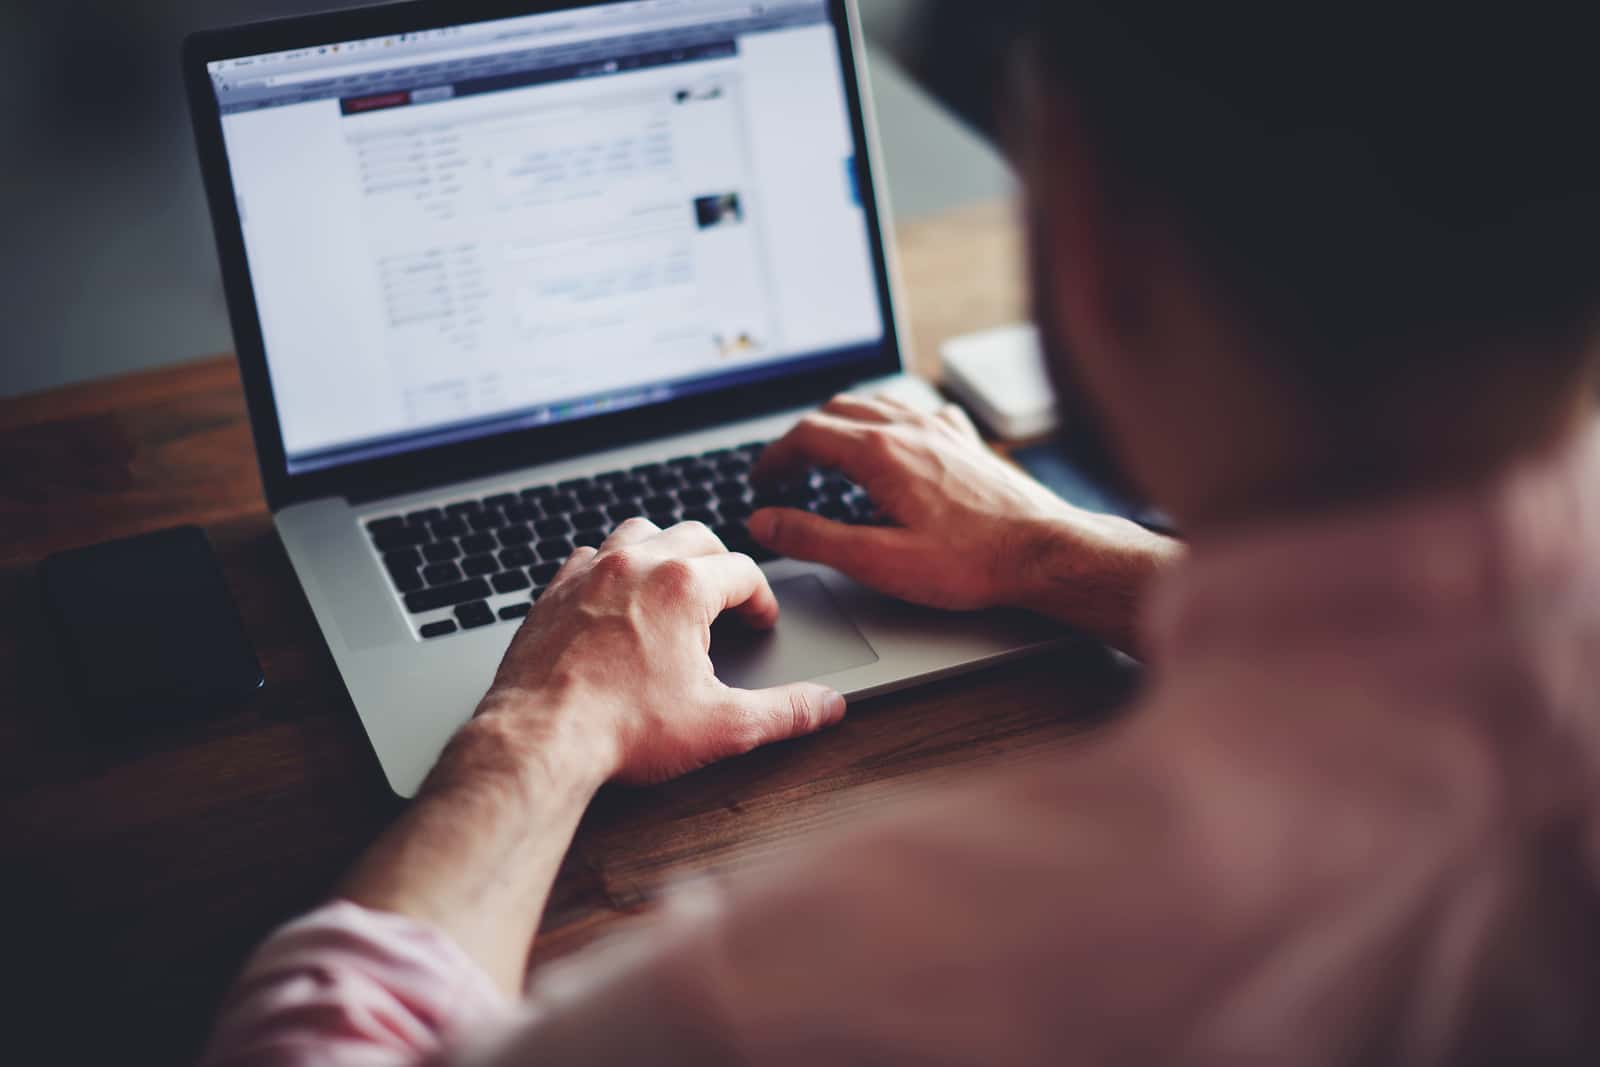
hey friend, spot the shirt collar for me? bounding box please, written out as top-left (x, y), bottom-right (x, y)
top-left (1143, 422), bottom-right (1600, 665)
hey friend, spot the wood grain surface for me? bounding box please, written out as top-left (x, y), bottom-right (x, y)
top-left (0, 202), bottom-right (1132, 1064)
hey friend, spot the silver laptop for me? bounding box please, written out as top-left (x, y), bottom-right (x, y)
top-left (186, 0), bottom-right (1067, 796)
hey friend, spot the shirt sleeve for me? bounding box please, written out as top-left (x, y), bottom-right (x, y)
top-left (199, 900), bottom-right (512, 1067)
top-left (447, 744), bottom-right (1196, 1067)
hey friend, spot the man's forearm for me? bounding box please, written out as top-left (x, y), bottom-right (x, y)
top-left (1011, 515), bottom-right (1183, 656)
top-left (339, 691), bottom-right (615, 995)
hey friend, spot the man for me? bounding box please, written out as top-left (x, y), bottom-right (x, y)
top-left (203, 5), bottom-right (1600, 1065)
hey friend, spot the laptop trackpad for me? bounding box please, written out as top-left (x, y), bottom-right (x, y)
top-left (711, 575), bottom-right (879, 690)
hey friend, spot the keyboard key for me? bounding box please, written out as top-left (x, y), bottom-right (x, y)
top-left (492, 569), bottom-right (532, 594)
top-left (714, 524), bottom-right (749, 550)
top-left (609, 497), bottom-right (647, 521)
top-left (484, 493), bottom-right (518, 510)
top-left (405, 579), bottom-right (492, 614)
top-left (423, 562), bottom-right (463, 586)
top-left (682, 508), bottom-right (720, 526)
top-left (571, 510), bottom-right (608, 531)
top-left (757, 485), bottom-right (816, 511)
top-left (678, 487), bottom-right (713, 507)
top-left (387, 563), bottom-right (424, 594)
top-left (547, 492), bottom-right (580, 514)
top-left (573, 528), bottom-right (607, 548)
top-left (461, 554), bottom-right (499, 578)
top-left (681, 463), bottom-right (716, 484)
top-left (615, 478), bottom-right (650, 498)
top-left (820, 472), bottom-right (855, 494)
top-left (499, 546), bottom-right (536, 569)
top-left (558, 477), bottom-right (592, 492)
top-left (536, 538), bottom-right (575, 562)
top-left (429, 517), bottom-right (468, 540)
top-left (444, 501), bottom-right (481, 516)
top-left (535, 517), bottom-right (572, 538)
top-left (499, 603), bottom-right (532, 622)
top-left (722, 522), bottom-right (775, 562)
top-left (504, 502), bottom-right (539, 523)
top-left (630, 461), bottom-right (664, 477)
top-left (522, 484), bottom-right (557, 501)
top-left (455, 601), bottom-right (495, 630)
top-left (384, 548), bottom-right (422, 570)
top-left (373, 526), bottom-right (429, 552)
top-left (367, 516), bottom-right (407, 536)
top-left (420, 620), bottom-right (458, 639)
top-left (460, 533), bottom-right (497, 555)
top-left (469, 509), bottom-right (506, 531)
top-left (716, 456), bottom-right (752, 477)
top-left (646, 470), bottom-right (682, 490)
top-left (643, 495), bottom-right (677, 514)
top-left (424, 540), bottom-right (461, 563)
top-left (713, 480), bottom-right (747, 500)
top-left (530, 562), bottom-right (563, 585)
top-left (577, 487), bottom-right (613, 506)
top-left (594, 470), bottom-right (628, 484)
top-left (720, 498), bottom-right (754, 521)
top-left (498, 524), bottom-right (536, 546)
top-left (406, 507), bottom-right (445, 527)
top-left (667, 455), bottom-right (699, 468)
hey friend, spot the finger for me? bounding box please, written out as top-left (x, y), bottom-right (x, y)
top-left (820, 393), bottom-right (900, 424)
top-left (691, 552), bottom-right (781, 629)
top-left (722, 683), bottom-right (848, 756)
top-left (600, 516), bottom-right (660, 552)
top-left (937, 402), bottom-right (982, 440)
top-left (746, 508), bottom-right (919, 591)
top-left (649, 519), bottom-right (729, 558)
top-left (752, 412), bottom-right (872, 485)
top-left (871, 391), bottom-right (925, 416)
top-left (551, 545), bottom-right (598, 585)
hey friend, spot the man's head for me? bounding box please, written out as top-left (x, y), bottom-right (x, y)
top-left (999, 5), bottom-right (1600, 526)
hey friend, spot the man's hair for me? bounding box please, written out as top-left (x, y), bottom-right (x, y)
top-left (1005, 5), bottom-right (1600, 386)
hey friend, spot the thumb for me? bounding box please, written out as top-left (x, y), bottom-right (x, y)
top-left (728, 682), bottom-right (848, 753)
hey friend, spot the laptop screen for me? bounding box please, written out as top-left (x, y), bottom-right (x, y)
top-left (205, 0), bottom-right (887, 475)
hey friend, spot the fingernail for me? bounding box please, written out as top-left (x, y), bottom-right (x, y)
top-left (747, 510), bottom-right (774, 542)
top-left (823, 689), bottom-right (847, 722)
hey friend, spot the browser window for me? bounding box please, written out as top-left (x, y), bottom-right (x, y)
top-left (208, 0), bottom-right (886, 473)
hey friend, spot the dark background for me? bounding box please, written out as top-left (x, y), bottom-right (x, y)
top-left (0, 0), bottom-right (1012, 399)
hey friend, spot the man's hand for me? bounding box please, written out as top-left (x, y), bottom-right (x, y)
top-left (750, 394), bottom-right (1180, 653)
top-left (342, 520), bottom-right (847, 994)
top-left (480, 518), bottom-right (848, 786)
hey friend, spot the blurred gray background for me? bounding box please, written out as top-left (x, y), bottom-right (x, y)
top-left (0, 0), bottom-right (1011, 399)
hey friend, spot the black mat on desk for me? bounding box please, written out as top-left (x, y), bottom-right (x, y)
top-left (1011, 441), bottom-right (1176, 535)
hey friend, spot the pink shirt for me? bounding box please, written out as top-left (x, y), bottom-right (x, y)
top-left (203, 430), bottom-right (1600, 1066)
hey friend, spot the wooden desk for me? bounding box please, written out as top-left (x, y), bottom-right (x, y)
top-left (0, 202), bottom-right (1131, 1064)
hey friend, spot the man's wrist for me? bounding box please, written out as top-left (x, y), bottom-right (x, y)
top-left (426, 687), bottom-right (619, 807)
top-left (1006, 514), bottom-right (1182, 653)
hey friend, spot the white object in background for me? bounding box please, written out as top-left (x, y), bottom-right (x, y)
top-left (939, 323), bottom-right (1059, 440)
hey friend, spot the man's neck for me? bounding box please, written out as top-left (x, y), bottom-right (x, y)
top-left (1178, 357), bottom-right (1597, 538)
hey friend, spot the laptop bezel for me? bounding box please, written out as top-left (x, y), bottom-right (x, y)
top-left (184, 0), bottom-right (906, 511)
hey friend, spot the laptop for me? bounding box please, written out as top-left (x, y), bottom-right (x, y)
top-left (184, 0), bottom-right (1067, 797)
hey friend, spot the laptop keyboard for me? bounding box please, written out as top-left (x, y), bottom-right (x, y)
top-left (363, 441), bottom-right (882, 639)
